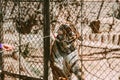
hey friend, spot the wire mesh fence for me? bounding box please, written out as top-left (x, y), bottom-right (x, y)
top-left (0, 0), bottom-right (120, 80)
top-left (0, 0), bottom-right (45, 80)
top-left (50, 0), bottom-right (120, 80)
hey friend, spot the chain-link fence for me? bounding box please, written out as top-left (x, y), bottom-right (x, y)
top-left (0, 0), bottom-right (120, 80)
top-left (0, 0), bottom-right (46, 80)
top-left (50, 0), bottom-right (120, 80)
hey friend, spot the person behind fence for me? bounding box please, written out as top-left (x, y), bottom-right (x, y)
top-left (0, 43), bottom-right (14, 51)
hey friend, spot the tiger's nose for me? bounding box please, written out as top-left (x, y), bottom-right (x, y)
top-left (69, 32), bottom-right (75, 36)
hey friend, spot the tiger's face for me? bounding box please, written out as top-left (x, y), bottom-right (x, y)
top-left (56, 24), bottom-right (80, 53)
top-left (57, 24), bottom-right (78, 42)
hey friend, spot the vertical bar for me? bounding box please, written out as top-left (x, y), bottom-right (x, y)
top-left (0, 51), bottom-right (4, 80)
top-left (96, 0), bottom-right (104, 19)
top-left (0, 0), bottom-right (4, 79)
top-left (0, 0), bottom-right (3, 43)
top-left (80, 0), bottom-right (84, 79)
top-left (43, 0), bottom-right (50, 80)
top-left (18, 1), bottom-right (21, 80)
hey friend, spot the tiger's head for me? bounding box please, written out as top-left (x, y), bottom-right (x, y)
top-left (56, 24), bottom-right (81, 43)
top-left (55, 24), bottom-right (82, 53)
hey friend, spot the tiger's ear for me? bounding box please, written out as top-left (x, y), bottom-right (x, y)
top-left (71, 25), bottom-right (80, 36)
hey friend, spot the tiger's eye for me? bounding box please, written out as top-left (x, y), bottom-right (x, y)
top-left (58, 30), bottom-right (63, 35)
top-left (66, 27), bottom-right (71, 32)
top-left (57, 34), bottom-right (64, 41)
top-left (69, 31), bottom-right (72, 36)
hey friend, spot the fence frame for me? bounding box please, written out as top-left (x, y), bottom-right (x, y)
top-left (0, 0), bottom-right (50, 80)
top-left (43, 0), bottom-right (50, 80)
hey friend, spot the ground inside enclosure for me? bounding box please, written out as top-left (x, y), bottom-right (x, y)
top-left (1, 0), bottom-right (120, 80)
top-left (3, 33), bottom-right (120, 80)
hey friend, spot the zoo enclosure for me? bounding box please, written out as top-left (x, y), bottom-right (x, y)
top-left (0, 0), bottom-right (120, 80)
top-left (0, 0), bottom-right (50, 80)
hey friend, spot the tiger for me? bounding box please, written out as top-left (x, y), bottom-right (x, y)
top-left (50, 24), bottom-right (84, 80)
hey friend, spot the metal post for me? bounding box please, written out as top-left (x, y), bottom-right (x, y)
top-left (43, 0), bottom-right (50, 80)
top-left (80, 0), bottom-right (84, 79)
top-left (0, 0), bottom-right (4, 80)
top-left (0, 1), bottom-right (3, 42)
top-left (0, 51), bottom-right (3, 80)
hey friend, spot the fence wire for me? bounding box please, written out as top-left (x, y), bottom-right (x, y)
top-left (1, 0), bottom-right (44, 80)
top-left (0, 0), bottom-right (120, 80)
top-left (50, 0), bottom-right (120, 80)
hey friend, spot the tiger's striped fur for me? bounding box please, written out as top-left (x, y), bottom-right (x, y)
top-left (50, 24), bottom-right (83, 80)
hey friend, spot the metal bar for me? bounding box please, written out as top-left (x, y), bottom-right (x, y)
top-left (0, 0), bottom-right (4, 80)
top-left (0, 51), bottom-right (4, 80)
top-left (3, 71), bottom-right (43, 80)
top-left (18, 0), bottom-right (22, 80)
top-left (96, 0), bottom-right (104, 19)
top-left (0, 0), bottom-right (3, 43)
top-left (80, 0), bottom-right (84, 79)
top-left (43, 0), bottom-right (50, 80)
top-left (18, 0), bottom-right (44, 2)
